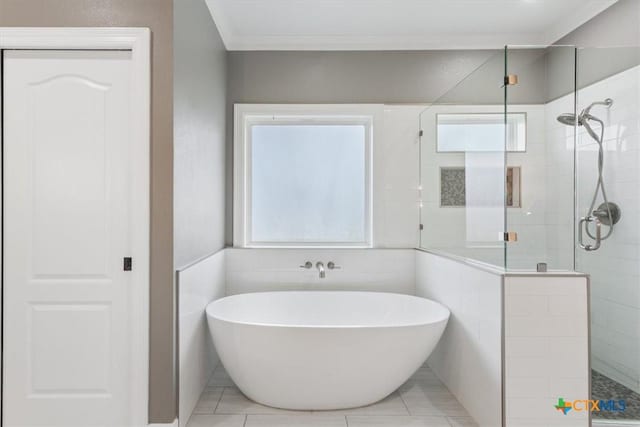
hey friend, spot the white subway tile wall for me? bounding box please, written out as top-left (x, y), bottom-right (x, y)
top-left (547, 65), bottom-right (640, 393)
top-left (415, 251), bottom-right (503, 427)
top-left (178, 250), bottom-right (227, 427)
top-left (504, 275), bottom-right (590, 427)
top-left (377, 106), bottom-right (423, 248)
top-left (225, 248), bottom-right (416, 295)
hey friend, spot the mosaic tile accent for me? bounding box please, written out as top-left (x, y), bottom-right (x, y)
top-left (440, 167), bottom-right (465, 207)
top-left (506, 166), bottom-right (521, 208)
top-left (592, 370), bottom-right (640, 420)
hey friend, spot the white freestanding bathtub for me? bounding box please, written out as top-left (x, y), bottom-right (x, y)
top-left (205, 291), bottom-right (450, 410)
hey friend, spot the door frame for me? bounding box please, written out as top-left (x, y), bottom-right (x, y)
top-left (0, 27), bottom-right (151, 426)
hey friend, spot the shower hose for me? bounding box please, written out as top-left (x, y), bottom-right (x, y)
top-left (584, 115), bottom-right (614, 241)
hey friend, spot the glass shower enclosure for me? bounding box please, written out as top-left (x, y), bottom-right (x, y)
top-left (418, 50), bottom-right (507, 267)
top-left (419, 45), bottom-right (578, 271)
top-left (419, 44), bottom-right (640, 422)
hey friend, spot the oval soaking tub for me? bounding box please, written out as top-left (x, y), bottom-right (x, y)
top-left (205, 291), bottom-right (450, 410)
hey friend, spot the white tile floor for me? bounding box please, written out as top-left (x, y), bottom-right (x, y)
top-left (186, 364), bottom-right (478, 427)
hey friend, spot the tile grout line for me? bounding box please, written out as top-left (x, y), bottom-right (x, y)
top-left (398, 391), bottom-right (412, 416)
top-left (213, 386), bottom-right (226, 414)
top-left (200, 367), bottom-right (476, 424)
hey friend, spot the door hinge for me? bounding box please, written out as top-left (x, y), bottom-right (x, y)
top-left (419, 224), bottom-right (424, 231)
top-left (123, 257), bottom-right (133, 271)
top-left (499, 232), bottom-right (518, 242)
top-left (419, 130), bottom-right (424, 137)
top-left (504, 74), bottom-right (518, 86)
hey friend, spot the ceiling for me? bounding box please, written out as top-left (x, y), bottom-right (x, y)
top-left (205, 0), bottom-right (617, 51)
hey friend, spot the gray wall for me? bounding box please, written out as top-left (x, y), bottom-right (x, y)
top-left (508, 0), bottom-right (640, 104)
top-left (557, 0), bottom-right (640, 93)
top-left (557, 0), bottom-right (640, 48)
top-left (174, 0), bottom-right (227, 269)
top-left (0, 0), bottom-right (175, 422)
top-left (228, 50), bottom-right (501, 105)
top-left (504, 47), bottom-right (578, 104)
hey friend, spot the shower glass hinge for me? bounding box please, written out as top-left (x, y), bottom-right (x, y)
top-left (499, 231), bottom-right (518, 242)
top-left (419, 130), bottom-right (424, 137)
top-left (419, 224), bottom-right (424, 231)
top-left (504, 74), bottom-right (518, 86)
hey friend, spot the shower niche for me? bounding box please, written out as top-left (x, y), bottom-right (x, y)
top-left (439, 166), bottom-right (521, 208)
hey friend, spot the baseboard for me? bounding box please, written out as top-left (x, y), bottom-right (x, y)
top-left (148, 420), bottom-right (178, 427)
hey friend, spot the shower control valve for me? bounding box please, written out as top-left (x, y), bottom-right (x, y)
top-left (327, 261), bottom-right (341, 270)
top-left (299, 261), bottom-right (313, 269)
top-left (579, 216), bottom-right (602, 251)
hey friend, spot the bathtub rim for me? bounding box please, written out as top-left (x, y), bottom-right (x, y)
top-left (205, 290), bottom-right (450, 330)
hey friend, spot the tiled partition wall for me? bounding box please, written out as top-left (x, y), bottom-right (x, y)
top-left (504, 275), bottom-right (589, 427)
top-left (546, 64), bottom-right (640, 393)
top-left (416, 251), bottom-right (590, 427)
top-left (415, 250), bottom-right (503, 426)
top-left (177, 250), bottom-right (226, 427)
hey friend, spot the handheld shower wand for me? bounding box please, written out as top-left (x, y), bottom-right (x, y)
top-left (556, 98), bottom-right (620, 251)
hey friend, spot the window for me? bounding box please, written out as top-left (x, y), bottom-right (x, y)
top-left (234, 105), bottom-right (374, 247)
top-left (436, 113), bottom-right (526, 152)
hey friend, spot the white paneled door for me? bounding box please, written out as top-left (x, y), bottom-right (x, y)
top-left (3, 50), bottom-right (137, 426)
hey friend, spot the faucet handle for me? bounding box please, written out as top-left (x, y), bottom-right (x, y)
top-left (299, 261), bottom-right (312, 269)
top-left (327, 261), bottom-right (341, 270)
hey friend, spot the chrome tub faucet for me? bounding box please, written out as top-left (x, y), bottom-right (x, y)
top-left (316, 262), bottom-right (326, 278)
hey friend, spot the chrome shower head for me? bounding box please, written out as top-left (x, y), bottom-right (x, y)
top-left (557, 113), bottom-right (581, 126)
top-left (556, 98), bottom-right (613, 128)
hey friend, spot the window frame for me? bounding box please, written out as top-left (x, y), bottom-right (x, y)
top-left (435, 112), bottom-right (527, 153)
top-left (234, 104), bottom-right (376, 248)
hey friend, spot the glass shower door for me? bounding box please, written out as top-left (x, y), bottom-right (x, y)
top-left (504, 45), bottom-right (577, 271)
top-left (418, 51), bottom-right (507, 268)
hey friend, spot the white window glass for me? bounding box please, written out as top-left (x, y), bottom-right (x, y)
top-left (437, 113), bottom-right (526, 152)
top-left (249, 123), bottom-right (368, 244)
